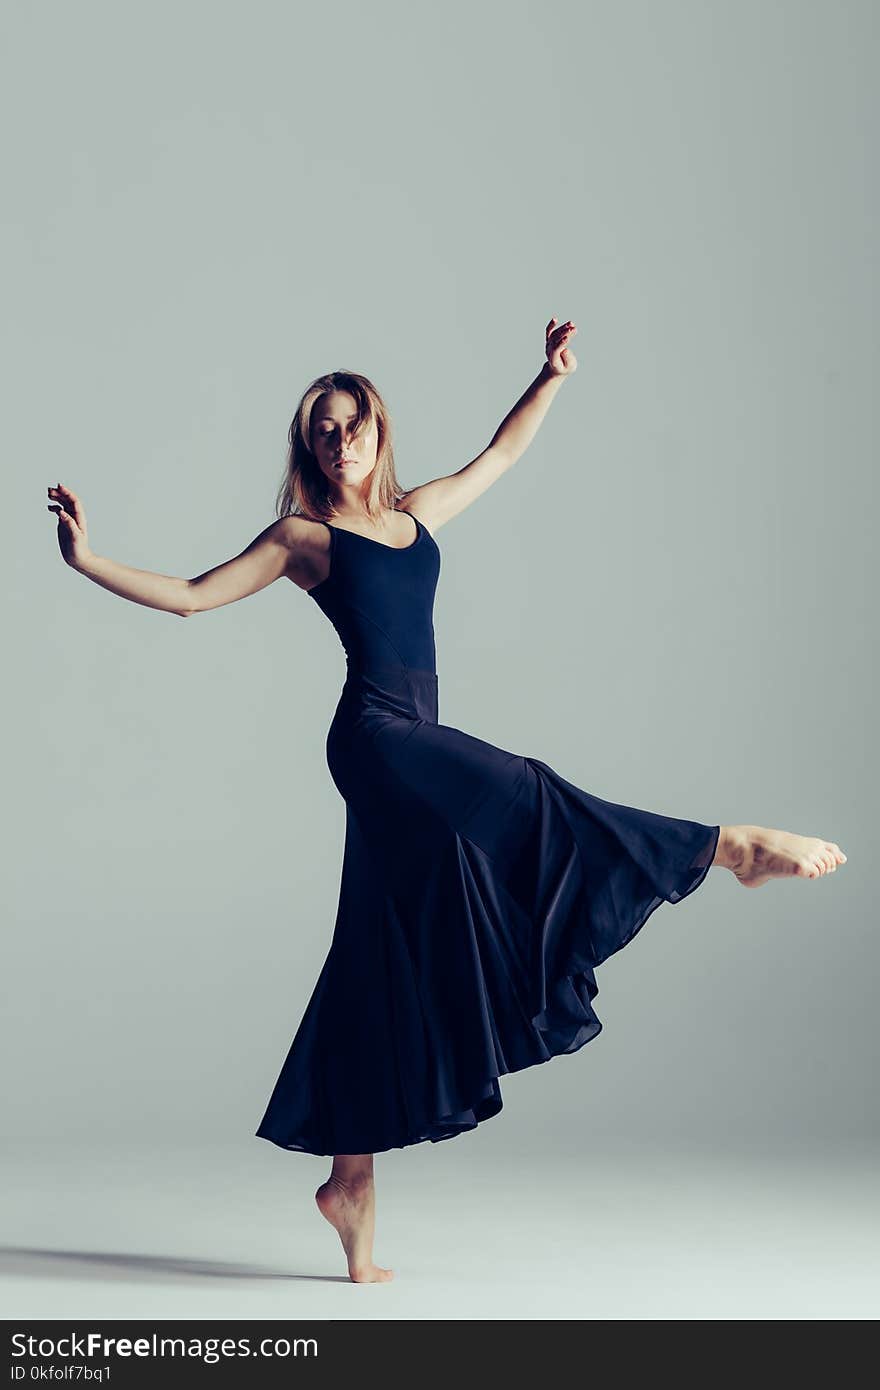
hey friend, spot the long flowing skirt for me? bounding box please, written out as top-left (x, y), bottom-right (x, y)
top-left (256, 668), bottom-right (719, 1156)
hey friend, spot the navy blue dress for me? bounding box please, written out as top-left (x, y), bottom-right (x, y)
top-left (255, 511), bottom-right (720, 1156)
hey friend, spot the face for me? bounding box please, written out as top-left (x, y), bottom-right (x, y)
top-left (310, 390), bottom-right (379, 492)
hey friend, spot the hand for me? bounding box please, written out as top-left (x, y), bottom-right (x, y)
top-left (47, 483), bottom-right (93, 570)
top-left (545, 316), bottom-right (578, 378)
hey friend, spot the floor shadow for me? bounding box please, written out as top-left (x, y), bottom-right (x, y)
top-left (0, 1246), bottom-right (350, 1284)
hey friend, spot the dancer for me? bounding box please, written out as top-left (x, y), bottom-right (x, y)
top-left (47, 316), bottom-right (846, 1284)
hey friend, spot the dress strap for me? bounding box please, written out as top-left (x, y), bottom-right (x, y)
top-left (304, 519), bottom-right (335, 595)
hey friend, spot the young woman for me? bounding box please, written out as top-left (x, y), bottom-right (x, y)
top-left (48, 316), bottom-right (846, 1285)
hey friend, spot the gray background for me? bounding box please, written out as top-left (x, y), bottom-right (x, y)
top-left (4, 0), bottom-right (877, 1318)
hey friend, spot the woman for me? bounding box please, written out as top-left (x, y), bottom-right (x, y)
top-left (47, 316), bottom-right (846, 1285)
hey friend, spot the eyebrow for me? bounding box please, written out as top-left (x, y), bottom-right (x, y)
top-left (316, 413), bottom-right (358, 422)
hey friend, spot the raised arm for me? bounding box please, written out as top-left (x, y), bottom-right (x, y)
top-left (402, 316), bottom-right (578, 531)
top-left (47, 483), bottom-right (316, 617)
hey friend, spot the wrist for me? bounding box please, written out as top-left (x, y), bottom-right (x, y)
top-left (540, 360), bottom-right (567, 383)
top-left (73, 550), bottom-right (99, 576)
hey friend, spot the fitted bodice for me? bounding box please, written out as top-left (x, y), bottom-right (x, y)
top-left (308, 513), bottom-right (441, 677)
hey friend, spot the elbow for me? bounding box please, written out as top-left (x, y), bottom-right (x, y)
top-left (177, 581), bottom-right (198, 618)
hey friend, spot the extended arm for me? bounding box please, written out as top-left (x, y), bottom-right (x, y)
top-left (47, 483), bottom-right (301, 617)
top-left (403, 317), bottom-right (578, 531)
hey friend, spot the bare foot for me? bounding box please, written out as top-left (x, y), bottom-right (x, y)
top-left (315, 1174), bottom-right (394, 1283)
top-left (717, 824), bottom-right (847, 888)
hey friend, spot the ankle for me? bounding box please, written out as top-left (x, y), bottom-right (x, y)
top-left (715, 825), bottom-right (749, 872)
top-left (328, 1169), bottom-right (373, 1197)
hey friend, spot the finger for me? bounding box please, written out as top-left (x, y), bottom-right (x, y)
top-left (57, 486), bottom-right (84, 523)
top-left (546, 317), bottom-right (557, 336)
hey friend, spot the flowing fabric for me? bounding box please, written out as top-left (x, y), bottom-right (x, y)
top-left (255, 513), bottom-right (719, 1156)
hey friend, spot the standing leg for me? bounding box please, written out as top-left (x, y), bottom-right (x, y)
top-left (315, 1153), bottom-right (393, 1284)
top-left (713, 825), bottom-right (846, 888)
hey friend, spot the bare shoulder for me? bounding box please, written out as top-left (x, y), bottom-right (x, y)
top-left (276, 514), bottom-right (332, 593)
top-left (396, 448), bottom-right (511, 531)
top-left (395, 489), bottom-right (441, 536)
top-left (273, 513), bottom-right (322, 547)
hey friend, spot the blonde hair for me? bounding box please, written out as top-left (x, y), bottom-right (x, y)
top-left (275, 370), bottom-right (408, 522)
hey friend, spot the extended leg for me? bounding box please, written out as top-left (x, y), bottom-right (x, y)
top-left (315, 1152), bottom-right (393, 1284)
top-left (712, 825), bottom-right (847, 888)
